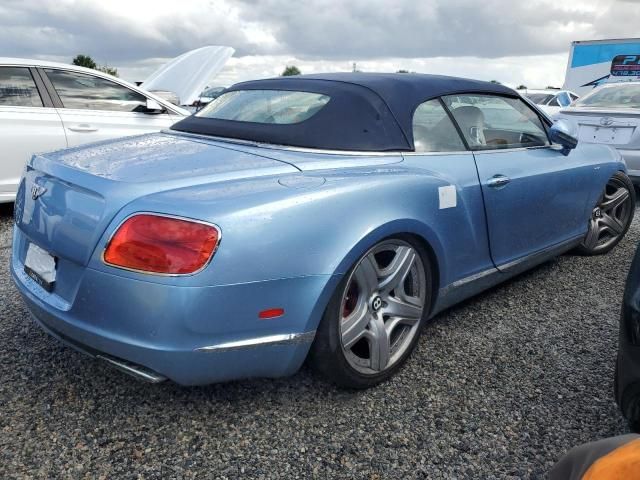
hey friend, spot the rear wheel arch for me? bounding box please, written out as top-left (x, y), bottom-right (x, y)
top-left (324, 221), bottom-right (443, 322)
top-left (308, 231), bottom-right (438, 387)
top-left (393, 232), bottom-right (440, 316)
top-left (300, 220), bottom-right (444, 340)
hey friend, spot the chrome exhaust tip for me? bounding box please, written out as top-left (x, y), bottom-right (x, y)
top-left (96, 355), bottom-right (167, 383)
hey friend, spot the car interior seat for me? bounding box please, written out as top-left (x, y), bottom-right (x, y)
top-left (423, 116), bottom-right (466, 151)
top-left (413, 124), bottom-right (437, 152)
top-left (451, 106), bottom-right (486, 147)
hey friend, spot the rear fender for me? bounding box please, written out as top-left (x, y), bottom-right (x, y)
top-left (89, 166), bottom-right (478, 295)
top-left (330, 218), bottom-right (443, 285)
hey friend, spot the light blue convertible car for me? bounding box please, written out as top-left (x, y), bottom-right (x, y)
top-left (10, 73), bottom-right (636, 388)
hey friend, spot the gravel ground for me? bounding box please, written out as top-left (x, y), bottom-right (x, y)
top-left (0, 201), bottom-right (635, 479)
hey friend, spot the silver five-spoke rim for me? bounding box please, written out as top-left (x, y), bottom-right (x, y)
top-left (584, 177), bottom-right (632, 251)
top-left (339, 240), bottom-right (427, 375)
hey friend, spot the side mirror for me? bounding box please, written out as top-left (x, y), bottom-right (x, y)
top-left (144, 98), bottom-right (164, 114)
top-left (549, 119), bottom-right (578, 155)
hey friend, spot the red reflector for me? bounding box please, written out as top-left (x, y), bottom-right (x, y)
top-left (259, 308), bottom-right (285, 319)
top-left (103, 214), bottom-right (220, 274)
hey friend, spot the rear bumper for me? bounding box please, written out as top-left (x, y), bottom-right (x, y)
top-left (618, 149), bottom-right (640, 183)
top-left (30, 313), bottom-right (168, 383)
top-left (11, 241), bottom-right (337, 385)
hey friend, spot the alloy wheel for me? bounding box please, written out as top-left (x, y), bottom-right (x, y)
top-left (583, 177), bottom-right (633, 251)
top-left (339, 240), bottom-right (427, 375)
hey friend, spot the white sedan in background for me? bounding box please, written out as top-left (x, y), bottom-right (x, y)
top-left (518, 88), bottom-right (579, 115)
top-left (0, 58), bottom-right (188, 203)
top-left (0, 46), bottom-right (234, 203)
top-left (554, 82), bottom-right (640, 184)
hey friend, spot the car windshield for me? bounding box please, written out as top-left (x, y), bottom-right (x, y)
top-left (576, 84), bottom-right (640, 109)
top-left (196, 89), bottom-right (330, 124)
top-left (526, 93), bottom-right (555, 105)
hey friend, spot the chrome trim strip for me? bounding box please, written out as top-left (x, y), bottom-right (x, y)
top-left (195, 330), bottom-right (316, 352)
top-left (168, 130), bottom-right (562, 157)
top-left (497, 234), bottom-right (583, 273)
top-left (101, 211), bottom-right (222, 277)
top-left (167, 130), bottom-right (408, 157)
top-left (433, 234), bottom-right (584, 316)
top-left (472, 145), bottom-right (557, 155)
top-left (402, 150), bottom-right (472, 157)
top-left (449, 267), bottom-right (497, 289)
top-left (96, 355), bottom-right (167, 383)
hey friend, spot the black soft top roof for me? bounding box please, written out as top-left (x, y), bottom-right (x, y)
top-left (171, 73), bottom-right (518, 151)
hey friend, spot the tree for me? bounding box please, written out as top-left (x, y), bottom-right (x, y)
top-left (517, 84), bottom-right (527, 90)
top-left (281, 65), bottom-right (301, 76)
top-left (99, 66), bottom-right (119, 77)
top-left (72, 54), bottom-right (119, 77)
top-left (72, 54), bottom-right (97, 70)
top-left (397, 69), bottom-right (410, 73)
top-left (490, 80), bottom-right (501, 84)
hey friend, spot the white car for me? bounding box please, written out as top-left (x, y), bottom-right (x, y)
top-left (554, 82), bottom-right (640, 184)
top-left (519, 88), bottom-right (579, 115)
top-left (0, 47), bottom-right (234, 203)
top-left (0, 58), bottom-right (189, 203)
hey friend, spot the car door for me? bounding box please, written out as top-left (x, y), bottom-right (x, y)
top-left (404, 98), bottom-right (494, 284)
top-left (442, 93), bottom-right (592, 269)
top-left (40, 68), bottom-right (180, 147)
top-left (0, 66), bottom-right (66, 201)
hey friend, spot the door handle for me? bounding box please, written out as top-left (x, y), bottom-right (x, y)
top-left (68, 124), bottom-right (98, 132)
top-left (487, 175), bottom-right (511, 188)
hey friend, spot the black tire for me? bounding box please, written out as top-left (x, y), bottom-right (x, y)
top-left (575, 171), bottom-right (635, 256)
top-left (309, 236), bottom-right (432, 389)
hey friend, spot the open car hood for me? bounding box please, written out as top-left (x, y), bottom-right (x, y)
top-left (141, 46), bottom-right (234, 107)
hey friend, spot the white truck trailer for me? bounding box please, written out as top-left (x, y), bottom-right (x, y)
top-left (564, 38), bottom-right (640, 97)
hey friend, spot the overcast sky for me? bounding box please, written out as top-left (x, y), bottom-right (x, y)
top-left (0, 0), bottom-right (638, 88)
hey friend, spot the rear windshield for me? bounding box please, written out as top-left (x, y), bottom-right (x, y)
top-left (196, 89), bottom-right (330, 124)
top-left (526, 93), bottom-right (554, 105)
top-left (576, 84), bottom-right (640, 109)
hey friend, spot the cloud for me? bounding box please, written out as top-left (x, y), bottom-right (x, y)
top-left (0, 0), bottom-right (261, 62)
top-left (234, 0), bottom-right (590, 59)
top-left (214, 53), bottom-right (572, 89)
top-left (0, 0), bottom-right (637, 86)
top-left (232, 0), bottom-right (639, 60)
top-left (2, 0), bottom-right (637, 63)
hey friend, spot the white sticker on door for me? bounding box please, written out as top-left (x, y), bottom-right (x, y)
top-left (438, 185), bottom-right (457, 209)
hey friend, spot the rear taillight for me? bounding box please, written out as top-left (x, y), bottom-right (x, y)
top-left (103, 214), bottom-right (220, 275)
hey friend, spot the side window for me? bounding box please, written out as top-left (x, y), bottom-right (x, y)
top-left (0, 67), bottom-right (43, 107)
top-left (442, 94), bottom-right (550, 150)
top-left (412, 99), bottom-right (465, 152)
top-left (44, 69), bottom-right (147, 112)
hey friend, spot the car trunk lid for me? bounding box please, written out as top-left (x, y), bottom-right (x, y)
top-left (559, 107), bottom-right (640, 147)
top-left (14, 133), bottom-right (299, 268)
